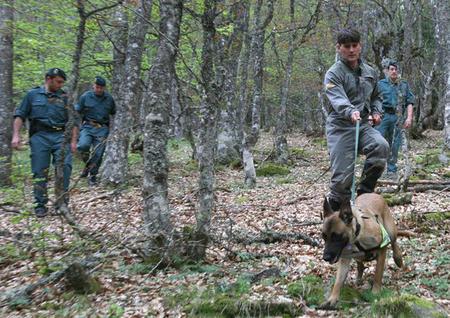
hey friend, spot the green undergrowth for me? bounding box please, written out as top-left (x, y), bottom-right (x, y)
top-left (256, 163), bottom-right (290, 177)
top-left (165, 276), bottom-right (302, 317)
top-left (287, 275), bottom-right (324, 307)
top-left (371, 294), bottom-right (447, 318)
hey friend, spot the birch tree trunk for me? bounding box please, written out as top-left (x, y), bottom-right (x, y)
top-left (192, 0), bottom-right (222, 260)
top-left (0, 0), bottom-right (13, 186)
top-left (242, 0), bottom-right (273, 187)
top-left (142, 0), bottom-right (182, 257)
top-left (102, 0), bottom-right (152, 185)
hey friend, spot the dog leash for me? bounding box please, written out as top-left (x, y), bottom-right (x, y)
top-left (350, 119), bottom-right (360, 205)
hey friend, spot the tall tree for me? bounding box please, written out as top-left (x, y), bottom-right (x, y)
top-left (110, 6), bottom-right (128, 99)
top-left (142, 0), bottom-right (182, 257)
top-left (0, 0), bottom-right (14, 186)
top-left (242, 0), bottom-right (274, 187)
top-left (274, 0), bottom-right (322, 163)
top-left (216, 1), bottom-right (249, 164)
top-left (190, 0), bottom-right (223, 260)
top-left (102, 0), bottom-right (152, 185)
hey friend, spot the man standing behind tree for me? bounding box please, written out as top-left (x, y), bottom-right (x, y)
top-left (376, 61), bottom-right (415, 178)
top-left (76, 76), bottom-right (116, 186)
top-left (323, 28), bottom-right (389, 211)
top-left (11, 68), bottom-right (78, 217)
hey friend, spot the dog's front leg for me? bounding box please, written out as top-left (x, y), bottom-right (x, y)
top-left (356, 261), bottom-right (365, 286)
top-left (372, 247), bottom-right (387, 293)
top-left (320, 258), bottom-right (351, 309)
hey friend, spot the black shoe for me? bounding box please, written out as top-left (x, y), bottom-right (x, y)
top-left (35, 206), bottom-right (48, 218)
top-left (88, 175), bottom-right (97, 186)
top-left (80, 167), bottom-right (89, 178)
top-left (328, 197), bottom-right (341, 211)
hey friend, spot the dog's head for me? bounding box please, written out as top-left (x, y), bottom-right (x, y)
top-left (321, 197), bottom-right (354, 264)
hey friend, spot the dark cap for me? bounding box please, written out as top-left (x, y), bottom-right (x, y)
top-left (95, 76), bottom-right (106, 86)
top-left (46, 68), bottom-right (67, 80)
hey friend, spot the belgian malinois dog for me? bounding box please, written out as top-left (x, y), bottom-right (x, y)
top-left (320, 193), bottom-right (404, 309)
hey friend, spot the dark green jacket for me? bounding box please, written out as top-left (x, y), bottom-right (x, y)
top-left (14, 86), bottom-right (69, 128)
top-left (75, 91), bottom-right (116, 125)
top-left (378, 78), bottom-right (415, 111)
top-left (324, 59), bottom-right (382, 119)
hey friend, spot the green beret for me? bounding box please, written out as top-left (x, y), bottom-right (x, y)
top-left (46, 68), bottom-right (67, 80)
top-left (95, 76), bottom-right (106, 86)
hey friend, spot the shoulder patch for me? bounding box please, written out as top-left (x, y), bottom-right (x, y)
top-left (325, 83), bottom-right (336, 90)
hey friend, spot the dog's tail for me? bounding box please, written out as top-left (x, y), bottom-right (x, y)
top-left (397, 230), bottom-right (416, 238)
top-left (392, 241), bottom-right (403, 268)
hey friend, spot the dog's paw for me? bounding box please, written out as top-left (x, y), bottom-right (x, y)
top-left (318, 300), bottom-right (338, 310)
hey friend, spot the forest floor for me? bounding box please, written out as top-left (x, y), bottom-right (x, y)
top-left (0, 130), bottom-right (449, 317)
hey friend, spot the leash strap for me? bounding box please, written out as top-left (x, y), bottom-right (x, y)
top-left (350, 119), bottom-right (360, 205)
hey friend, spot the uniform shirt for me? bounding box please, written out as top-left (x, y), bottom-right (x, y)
top-left (324, 58), bottom-right (382, 119)
top-left (378, 78), bottom-right (415, 110)
top-left (14, 86), bottom-right (69, 128)
top-left (75, 91), bottom-right (116, 125)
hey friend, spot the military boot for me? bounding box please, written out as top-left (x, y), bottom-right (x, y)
top-left (35, 206), bottom-right (48, 218)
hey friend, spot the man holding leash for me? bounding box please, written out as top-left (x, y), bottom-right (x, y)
top-left (323, 28), bottom-right (389, 211)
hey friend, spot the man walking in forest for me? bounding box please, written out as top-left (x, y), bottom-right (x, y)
top-left (376, 61), bottom-right (415, 178)
top-left (323, 28), bottom-right (389, 211)
top-left (76, 76), bottom-right (116, 186)
top-left (11, 68), bottom-right (78, 217)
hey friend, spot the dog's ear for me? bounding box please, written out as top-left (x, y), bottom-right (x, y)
top-left (339, 200), bottom-right (353, 224)
top-left (323, 196), bottom-right (334, 218)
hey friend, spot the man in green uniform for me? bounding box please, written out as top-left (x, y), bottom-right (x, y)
top-left (376, 61), bottom-right (415, 177)
top-left (324, 29), bottom-right (389, 211)
top-left (76, 76), bottom-right (116, 186)
top-left (11, 68), bottom-right (78, 217)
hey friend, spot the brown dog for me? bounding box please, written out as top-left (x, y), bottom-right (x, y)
top-left (320, 193), bottom-right (404, 309)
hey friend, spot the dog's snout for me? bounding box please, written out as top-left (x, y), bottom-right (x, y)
top-left (323, 253), bottom-right (333, 262)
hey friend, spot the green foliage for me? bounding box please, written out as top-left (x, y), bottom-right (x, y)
top-left (0, 243), bottom-right (29, 267)
top-left (256, 163), bottom-right (290, 177)
top-left (420, 277), bottom-right (450, 299)
top-left (275, 176), bottom-right (295, 184)
top-left (107, 303), bottom-right (125, 318)
top-left (287, 275), bottom-right (324, 307)
top-left (371, 294), bottom-right (445, 318)
top-left (128, 152), bottom-right (142, 166)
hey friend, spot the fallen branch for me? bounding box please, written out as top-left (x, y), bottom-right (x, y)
top-left (244, 230), bottom-right (320, 247)
top-left (378, 179), bottom-right (450, 186)
top-left (0, 254), bottom-right (101, 308)
top-left (377, 184), bottom-right (450, 193)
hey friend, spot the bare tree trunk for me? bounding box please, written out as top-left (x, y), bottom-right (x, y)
top-left (242, 0), bottom-right (273, 187)
top-left (0, 0), bottom-right (13, 186)
top-left (55, 0), bottom-right (87, 210)
top-left (169, 77), bottom-right (183, 138)
top-left (216, 1), bottom-right (248, 164)
top-left (102, 0), bottom-right (152, 185)
top-left (235, 2), bottom-right (251, 154)
top-left (142, 0), bottom-right (182, 257)
top-left (445, 72), bottom-right (450, 151)
top-left (192, 0), bottom-right (222, 260)
top-left (274, 0), bottom-right (296, 164)
top-left (110, 7), bottom-right (128, 100)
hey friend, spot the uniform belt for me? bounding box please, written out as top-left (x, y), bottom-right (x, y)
top-left (383, 107), bottom-right (396, 114)
top-left (31, 121), bottom-right (65, 133)
top-left (85, 120), bottom-right (108, 128)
